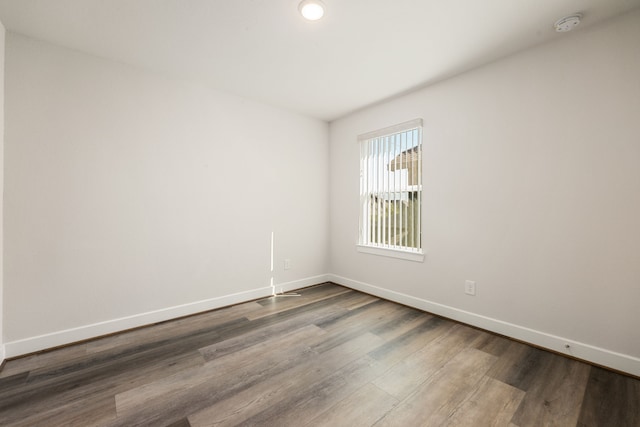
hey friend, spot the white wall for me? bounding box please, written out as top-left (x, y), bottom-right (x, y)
top-left (0, 20), bottom-right (5, 363)
top-left (329, 10), bottom-right (640, 375)
top-left (4, 34), bottom-right (329, 355)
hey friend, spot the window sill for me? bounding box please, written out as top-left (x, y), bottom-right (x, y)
top-left (356, 245), bottom-right (425, 262)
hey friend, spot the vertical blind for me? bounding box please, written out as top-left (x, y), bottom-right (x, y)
top-left (358, 119), bottom-right (423, 254)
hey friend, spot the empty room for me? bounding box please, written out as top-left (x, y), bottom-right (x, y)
top-left (0, 0), bottom-right (639, 426)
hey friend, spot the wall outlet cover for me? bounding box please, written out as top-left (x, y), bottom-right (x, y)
top-left (465, 280), bottom-right (476, 296)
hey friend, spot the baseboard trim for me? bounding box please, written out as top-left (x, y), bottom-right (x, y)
top-left (328, 274), bottom-right (640, 377)
top-left (7, 273), bottom-right (636, 377)
top-left (4, 274), bottom-right (330, 358)
top-left (274, 274), bottom-right (331, 295)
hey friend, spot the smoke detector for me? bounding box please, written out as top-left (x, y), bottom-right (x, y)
top-left (554, 14), bottom-right (582, 32)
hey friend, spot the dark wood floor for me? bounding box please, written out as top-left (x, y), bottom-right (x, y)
top-left (0, 283), bottom-right (638, 426)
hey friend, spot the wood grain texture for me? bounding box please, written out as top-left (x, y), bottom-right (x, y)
top-left (307, 383), bottom-right (398, 427)
top-left (510, 356), bottom-right (591, 427)
top-left (236, 355), bottom-right (388, 426)
top-left (372, 323), bottom-right (479, 399)
top-left (373, 348), bottom-right (497, 426)
top-left (187, 332), bottom-right (385, 426)
top-left (443, 377), bottom-right (525, 427)
top-left (0, 282), bottom-right (638, 426)
top-left (577, 366), bottom-right (640, 427)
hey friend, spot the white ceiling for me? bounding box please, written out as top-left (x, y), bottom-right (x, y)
top-left (0, 0), bottom-right (639, 121)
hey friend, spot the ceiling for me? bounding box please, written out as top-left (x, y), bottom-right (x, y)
top-left (0, 0), bottom-right (639, 122)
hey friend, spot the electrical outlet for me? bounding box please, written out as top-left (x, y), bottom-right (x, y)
top-left (465, 280), bottom-right (476, 296)
top-left (284, 259), bottom-right (291, 270)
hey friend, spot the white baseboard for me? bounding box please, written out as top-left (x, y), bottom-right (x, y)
top-left (329, 274), bottom-right (640, 377)
top-left (4, 274), bottom-right (330, 358)
top-left (6, 273), bottom-right (637, 377)
top-left (274, 274), bottom-right (331, 295)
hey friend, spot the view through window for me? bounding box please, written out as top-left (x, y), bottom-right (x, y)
top-left (358, 119), bottom-right (423, 259)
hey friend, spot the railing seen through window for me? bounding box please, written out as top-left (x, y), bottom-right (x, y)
top-left (358, 119), bottom-right (423, 256)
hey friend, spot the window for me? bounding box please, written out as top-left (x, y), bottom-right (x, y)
top-left (358, 119), bottom-right (423, 262)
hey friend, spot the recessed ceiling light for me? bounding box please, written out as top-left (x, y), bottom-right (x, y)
top-left (554, 14), bottom-right (582, 32)
top-left (299, 0), bottom-right (325, 21)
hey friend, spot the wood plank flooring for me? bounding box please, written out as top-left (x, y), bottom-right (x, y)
top-left (0, 283), bottom-right (638, 426)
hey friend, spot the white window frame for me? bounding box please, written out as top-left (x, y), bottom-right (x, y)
top-left (357, 119), bottom-right (424, 262)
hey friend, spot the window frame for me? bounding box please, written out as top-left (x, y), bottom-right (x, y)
top-left (357, 119), bottom-right (424, 262)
